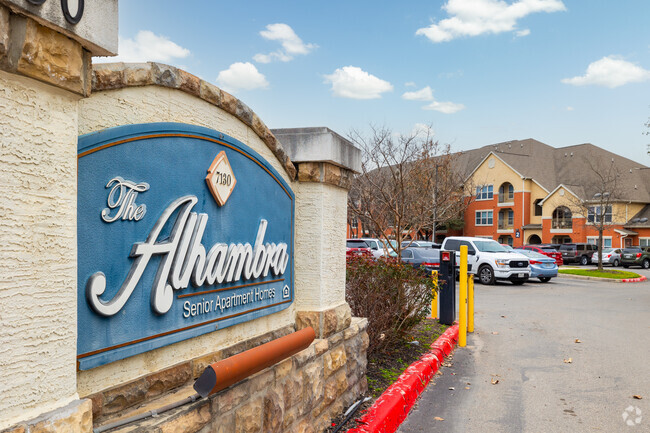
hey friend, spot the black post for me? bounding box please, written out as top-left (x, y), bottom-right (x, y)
top-left (438, 251), bottom-right (456, 325)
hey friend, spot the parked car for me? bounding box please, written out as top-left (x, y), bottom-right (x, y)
top-left (500, 244), bottom-right (515, 252)
top-left (620, 247), bottom-right (650, 269)
top-left (350, 238), bottom-right (392, 259)
top-left (440, 236), bottom-right (530, 285)
top-left (523, 245), bottom-right (563, 266)
top-left (590, 248), bottom-right (623, 266)
top-left (346, 239), bottom-right (372, 258)
top-left (400, 247), bottom-right (441, 274)
top-left (514, 249), bottom-right (558, 283)
top-left (400, 240), bottom-right (441, 249)
top-left (558, 243), bottom-right (597, 265)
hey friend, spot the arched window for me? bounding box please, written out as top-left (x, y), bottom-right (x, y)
top-left (552, 206), bottom-right (572, 229)
top-left (498, 182), bottom-right (514, 203)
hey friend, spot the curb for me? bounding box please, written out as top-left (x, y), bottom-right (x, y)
top-left (347, 325), bottom-right (459, 433)
top-left (558, 274), bottom-right (647, 283)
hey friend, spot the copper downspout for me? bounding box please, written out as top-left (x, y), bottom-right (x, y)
top-left (194, 326), bottom-right (316, 397)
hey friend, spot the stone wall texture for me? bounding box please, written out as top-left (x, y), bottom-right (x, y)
top-left (0, 70), bottom-right (80, 429)
top-left (0, 6), bottom-right (91, 95)
top-left (91, 318), bottom-right (368, 433)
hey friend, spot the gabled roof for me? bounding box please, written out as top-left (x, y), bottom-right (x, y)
top-left (457, 139), bottom-right (650, 203)
top-left (625, 205), bottom-right (650, 228)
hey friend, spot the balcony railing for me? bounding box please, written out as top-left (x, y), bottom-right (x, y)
top-left (552, 219), bottom-right (572, 229)
top-left (498, 193), bottom-right (514, 203)
top-left (498, 220), bottom-right (514, 230)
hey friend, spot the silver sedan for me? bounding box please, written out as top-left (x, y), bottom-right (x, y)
top-left (590, 248), bottom-right (622, 266)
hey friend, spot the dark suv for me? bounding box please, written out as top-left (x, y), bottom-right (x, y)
top-left (620, 247), bottom-right (650, 269)
top-left (558, 243), bottom-right (597, 265)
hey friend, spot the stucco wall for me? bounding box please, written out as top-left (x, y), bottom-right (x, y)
top-left (470, 155), bottom-right (522, 193)
top-left (76, 85), bottom-right (297, 396)
top-left (0, 70), bottom-right (80, 428)
top-left (294, 182), bottom-right (347, 311)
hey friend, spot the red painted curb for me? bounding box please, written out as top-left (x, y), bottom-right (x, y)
top-left (621, 276), bottom-right (647, 283)
top-left (347, 325), bottom-right (459, 433)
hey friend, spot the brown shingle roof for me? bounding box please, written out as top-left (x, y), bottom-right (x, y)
top-left (456, 139), bottom-right (650, 202)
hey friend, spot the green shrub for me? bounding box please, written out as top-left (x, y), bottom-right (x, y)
top-left (345, 257), bottom-right (435, 356)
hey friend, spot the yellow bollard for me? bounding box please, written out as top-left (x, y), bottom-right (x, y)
top-left (468, 275), bottom-right (474, 333)
top-left (431, 270), bottom-right (438, 319)
top-left (459, 245), bottom-right (468, 347)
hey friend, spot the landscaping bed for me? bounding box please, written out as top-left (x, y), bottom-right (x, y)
top-left (326, 318), bottom-right (448, 432)
top-left (559, 268), bottom-right (641, 279)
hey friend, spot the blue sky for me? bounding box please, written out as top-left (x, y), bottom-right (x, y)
top-left (98, 0), bottom-right (650, 164)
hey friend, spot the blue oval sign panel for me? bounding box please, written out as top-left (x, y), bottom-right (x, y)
top-left (77, 123), bottom-right (294, 370)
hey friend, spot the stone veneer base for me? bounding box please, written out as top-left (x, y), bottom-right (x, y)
top-left (84, 317), bottom-right (368, 433)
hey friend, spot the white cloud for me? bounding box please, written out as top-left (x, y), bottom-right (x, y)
top-left (416, 0), bottom-right (566, 43)
top-left (566, 106), bottom-right (574, 111)
top-left (94, 30), bottom-right (190, 64)
top-left (516, 29), bottom-right (531, 37)
top-left (424, 100), bottom-right (466, 114)
top-left (561, 56), bottom-right (650, 88)
top-left (254, 23), bottom-right (316, 63)
top-left (216, 62), bottom-right (269, 93)
top-left (412, 123), bottom-right (436, 138)
top-left (324, 66), bottom-right (393, 99)
top-left (402, 86), bottom-right (434, 101)
top-left (405, 81), bottom-right (417, 87)
top-left (402, 85), bottom-right (465, 113)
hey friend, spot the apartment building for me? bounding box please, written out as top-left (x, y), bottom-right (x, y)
top-left (458, 139), bottom-right (650, 248)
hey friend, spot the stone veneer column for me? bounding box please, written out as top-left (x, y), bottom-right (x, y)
top-left (0, 4), bottom-right (94, 431)
top-left (272, 128), bottom-right (361, 339)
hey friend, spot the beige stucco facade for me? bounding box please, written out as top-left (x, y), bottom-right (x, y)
top-left (0, 70), bottom-right (81, 429)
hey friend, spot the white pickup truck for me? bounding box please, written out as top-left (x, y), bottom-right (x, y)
top-left (440, 236), bottom-right (530, 285)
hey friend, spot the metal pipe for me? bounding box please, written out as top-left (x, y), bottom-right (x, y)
top-left (194, 327), bottom-right (316, 397)
top-left (93, 393), bottom-right (201, 433)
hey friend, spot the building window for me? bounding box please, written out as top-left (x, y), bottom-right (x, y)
top-left (588, 237), bottom-right (612, 248)
top-left (640, 238), bottom-right (650, 247)
top-left (476, 185), bottom-right (493, 200)
top-left (350, 217), bottom-right (358, 230)
top-left (475, 210), bottom-right (493, 226)
top-left (588, 205), bottom-right (612, 223)
top-left (498, 209), bottom-right (514, 229)
top-left (498, 182), bottom-right (514, 203)
top-left (552, 206), bottom-right (572, 229)
top-left (534, 199), bottom-right (543, 216)
top-left (476, 210), bottom-right (493, 226)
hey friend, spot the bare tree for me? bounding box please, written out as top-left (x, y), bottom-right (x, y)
top-left (565, 158), bottom-right (623, 270)
top-left (347, 125), bottom-right (471, 258)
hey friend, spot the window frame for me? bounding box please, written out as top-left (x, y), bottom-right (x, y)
top-left (475, 210), bottom-right (494, 226)
top-left (587, 205), bottom-right (612, 224)
top-left (475, 185), bottom-right (494, 201)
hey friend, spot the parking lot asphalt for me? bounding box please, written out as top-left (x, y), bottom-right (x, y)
top-left (398, 276), bottom-right (650, 433)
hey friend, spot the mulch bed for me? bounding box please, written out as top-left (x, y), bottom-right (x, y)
top-left (325, 318), bottom-right (448, 432)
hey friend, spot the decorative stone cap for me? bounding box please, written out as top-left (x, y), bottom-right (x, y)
top-left (272, 127), bottom-right (361, 173)
top-left (91, 62), bottom-right (297, 180)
